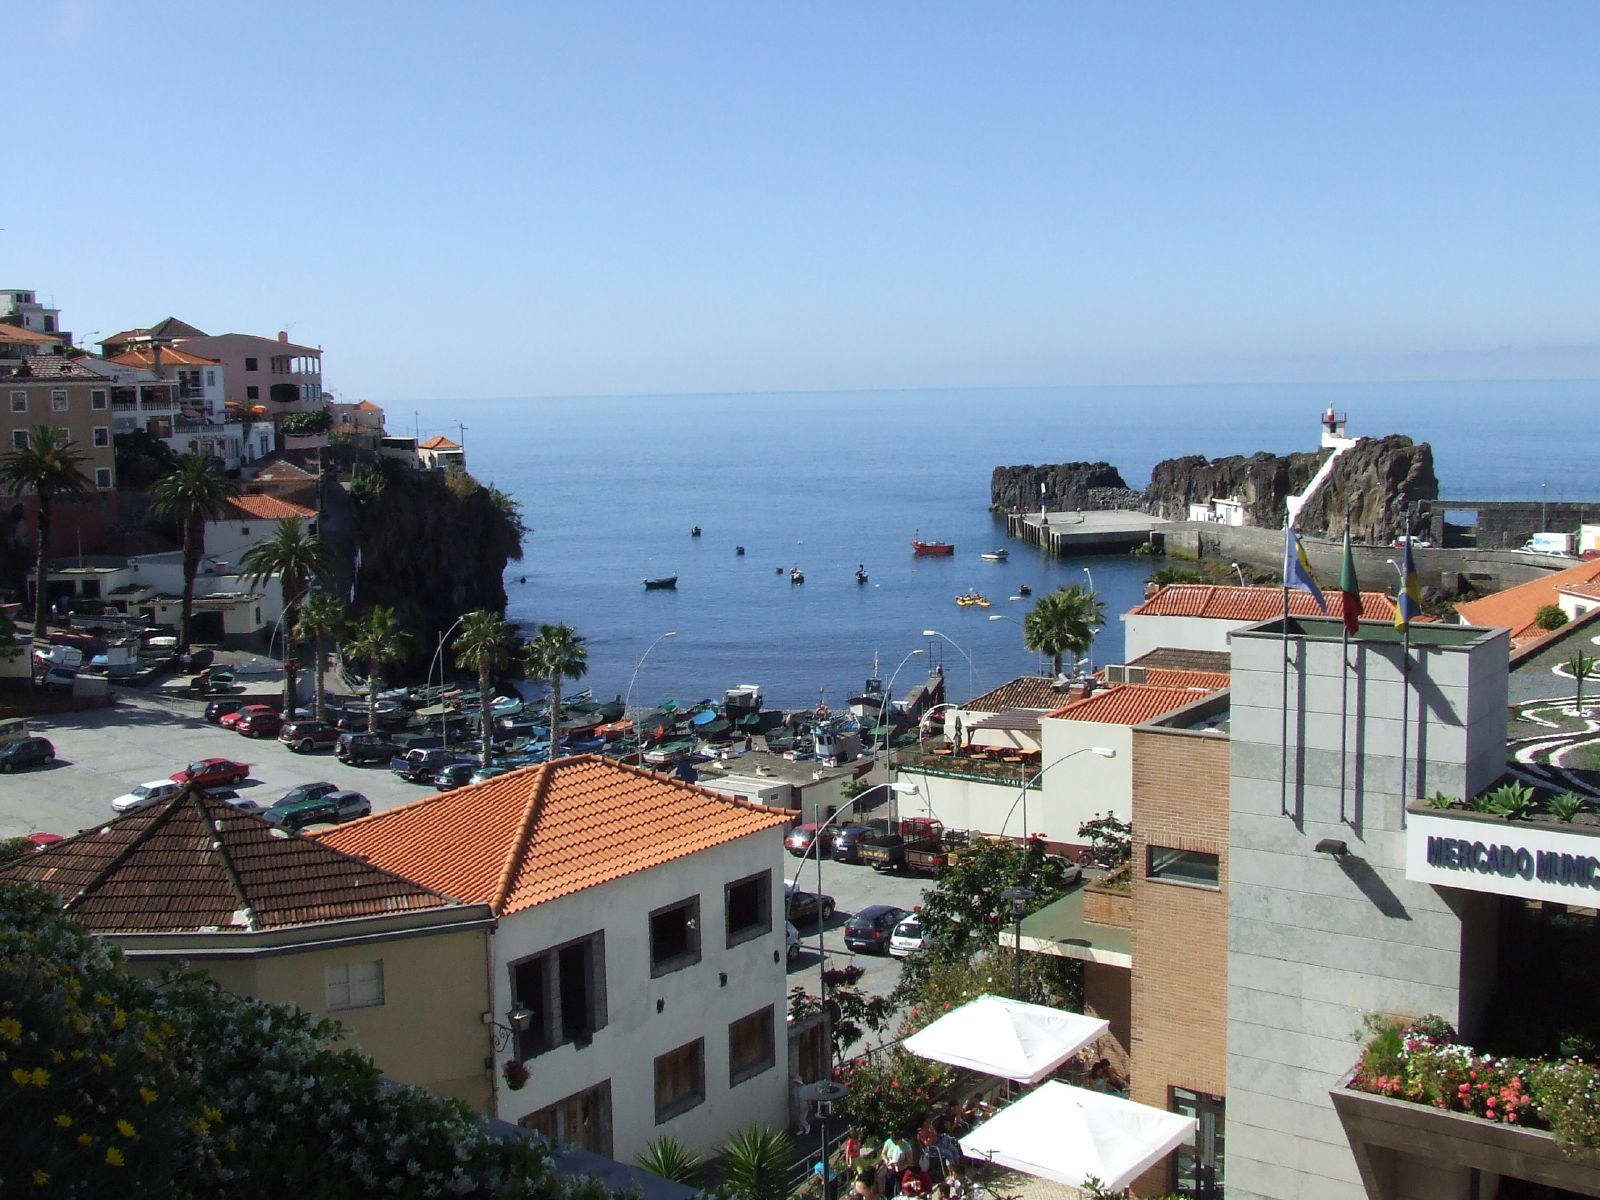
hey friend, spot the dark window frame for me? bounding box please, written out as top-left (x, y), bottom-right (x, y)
top-left (1146, 845), bottom-right (1220, 890)
top-left (724, 869), bottom-right (772, 948)
top-left (650, 896), bottom-right (701, 977)
top-left (244, 357), bottom-right (258, 372)
top-left (654, 1038), bottom-right (706, 1124)
top-left (508, 931), bottom-right (608, 1060)
top-left (728, 1005), bottom-right (776, 1087)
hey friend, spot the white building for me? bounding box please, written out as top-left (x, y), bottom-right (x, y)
top-left (1123, 584), bottom-right (1396, 662)
top-left (0, 288), bottom-right (65, 337)
top-left (321, 756), bottom-right (795, 1161)
top-left (204, 494), bottom-right (318, 565)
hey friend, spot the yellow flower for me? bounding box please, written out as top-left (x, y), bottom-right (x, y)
top-left (70, 1050), bottom-right (85, 1062)
top-left (53, 1113), bottom-right (72, 1128)
top-left (98, 1053), bottom-right (115, 1068)
top-left (32, 1170), bottom-right (49, 1186)
top-left (0, 1016), bottom-right (21, 1040)
top-left (29, 1067), bottom-right (48, 1087)
top-left (202, 1105), bottom-right (222, 1123)
top-left (112, 1009), bottom-right (127, 1031)
top-left (76, 1133), bottom-right (92, 1147)
top-left (50, 1050), bottom-right (64, 1065)
top-left (105, 1146), bottom-right (124, 1168)
top-left (191, 1118), bottom-right (211, 1138)
top-left (138, 1087), bottom-right (158, 1104)
top-left (116, 1119), bottom-right (136, 1139)
top-left (9, 1067), bottom-right (27, 1085)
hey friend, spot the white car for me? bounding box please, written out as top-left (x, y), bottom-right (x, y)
top-left (111, 779), bottom-right (183, 814)
top-left (786, 921), bottom-right (802, 964)
top-left (889, 915), bottom-right (926, 958)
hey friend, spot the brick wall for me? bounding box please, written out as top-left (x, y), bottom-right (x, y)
top-left (1129, 724), bottom-right (1230, 1195)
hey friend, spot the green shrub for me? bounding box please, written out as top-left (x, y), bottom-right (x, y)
top-left (1547, 793), bottom-right (1586, 823)
top-left (634, 1137), bottom-right (703, 1186)
top-left (1535, 604), bottom-right (1569, 631)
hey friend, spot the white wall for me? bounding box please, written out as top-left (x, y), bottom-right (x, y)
top-left (1122, 613), bottom-right (1246, 662)
top-left (490, 828), bottom-right (790, 1161)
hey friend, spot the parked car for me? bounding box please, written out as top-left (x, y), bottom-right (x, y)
top-left (204, 699), bottom-right (249, 725)
top-left (40, 667), bottom-right (78, 690)
top-left (171, 758), bottom-right (250, 790)
top-left (830, 824), bottom-right (888, 864)
top-left (270, 781), bottom-right (340, 809)
top-left (112, 779), bottom-right (184, 814)
top-left (259, 797), bottom-right (342, 833)
top-left (889, 915), bottom-right (926, 958)
top-left (390, 748), bottom-right (471, 782)
top-left (336, 731), bottom-right (400, 764)
top-left (433, 763), bottom-right (477, 791)
top-left (470, 765), bottom-right (511, 785)
top-left (0, 737), bottom-right (55, 773)
top-left (279, 720), bottom-right (341, 753)
top-left (785, 823), bottom-right (835, 858)
top-left (786, 920), bottom-right (802, 964)
top-left (844, 904), bottom-right (913, 954)
top-left (323, 790), bottom-right (372, 821)
top-left (784, 881), bottom-right (836, 926)
top-left (24, 832), bottom-right (65, 852)
top-left (235, 706), bottom-right (283, 738)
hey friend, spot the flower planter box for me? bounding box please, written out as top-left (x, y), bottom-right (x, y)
top-left (1332, 1077), bottom-right (1600, 1197)
top-left (1082, 883), bottom-right (1133, 927)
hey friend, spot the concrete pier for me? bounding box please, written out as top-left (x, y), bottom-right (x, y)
top-left (1006, 508), bottom-right (1168, 555)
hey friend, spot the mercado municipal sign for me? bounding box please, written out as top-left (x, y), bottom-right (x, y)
top-left (1406, 812), bottom-right (1600, 905)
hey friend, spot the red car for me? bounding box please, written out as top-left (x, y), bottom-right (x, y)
top-left (234, 706), bottom-right (283, 738)
top-left (785, 823), bottom-right (835, 858)
top-left (172, 758), bottom-right (251, 789)
top-left (218, 706), bottom-right (256, 731)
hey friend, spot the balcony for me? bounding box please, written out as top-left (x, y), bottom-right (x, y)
top-left (896, 745), bottom-right (1041, 789)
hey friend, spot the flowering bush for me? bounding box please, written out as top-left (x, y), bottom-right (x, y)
top-left (1351, 1014), bottom-right (1600, 1156)
top-left (0, 882), bottom-right (614, 1200)
top-left (836, 1042), bottom-right (953, 1140)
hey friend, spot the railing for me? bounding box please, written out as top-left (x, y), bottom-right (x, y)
top-left (896, 748), bottom-right (1039, 788)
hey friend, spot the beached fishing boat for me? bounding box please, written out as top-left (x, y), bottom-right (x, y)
top-left (643, 575), bottom-right (678, 590)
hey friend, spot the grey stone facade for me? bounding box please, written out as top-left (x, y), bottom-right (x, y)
top-left (1225, 617), bottom-right (1507, 1200)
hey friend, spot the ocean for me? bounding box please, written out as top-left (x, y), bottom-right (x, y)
top-left (408, 380), bottom-right (1597, 709)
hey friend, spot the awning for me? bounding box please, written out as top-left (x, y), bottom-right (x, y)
top-left (959, 1080), bottom-right (1196, 1192)
top-left (902, 994), bottom-right (1108, 1084)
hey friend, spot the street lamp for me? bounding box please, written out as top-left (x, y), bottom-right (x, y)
top-left (266, 583), bottom-right (314, 713)
top-left (426, 613), bottom-right (470, 748)
top-left (876, 648), bottom-right (926, 765)
top-left (922, 629), bottom-right (975, 701)
top-left (1082, 566), bottom-right (1094, 593)
top-left (1231, 562), bottom-right (1247, 587)
top-left (625, 631), bottom-right (677, 762)
top-left (1000, 885), bottom-right (1036, 999)
top-left (1001, 745), bottom-right (1117, 846)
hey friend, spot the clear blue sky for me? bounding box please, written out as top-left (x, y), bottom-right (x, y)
top-left (9, 2), bottom-right (1599, 399)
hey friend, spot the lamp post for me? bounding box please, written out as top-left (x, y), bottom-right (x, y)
top-left (266, 583), bottom-right (313, 713)
top-left (1000, 745), bottom-right (1117, 847)
top-left (1000, 885), bottom-right (1036, 999)
top-left (1082, 566), bottom-right (1094, 593)
top-left (1231, 562), bottom-right (1247, 587)
top-left (877, 647), bottom-right (926, 764)
top-left (426, 613), bottom-right (470, 748)
top-left (625, 631), bottom-right (677, 762)
top-left (921, 628), bottom-right (975, 701)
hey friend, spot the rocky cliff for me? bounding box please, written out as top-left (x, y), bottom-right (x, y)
top-left (989, 462), bottom-right (1139, 513)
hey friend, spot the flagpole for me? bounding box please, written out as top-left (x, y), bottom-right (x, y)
top-left (1392, 540), bottom-right (1416, 827)
top-left (1338, 512), bottom-right (1353, 827)
top-left (1280, 523), bottom-right (1292, 819)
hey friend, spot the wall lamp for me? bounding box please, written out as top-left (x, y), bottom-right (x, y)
top-left (484, 1005), bottom-right (535, 1051)
top-left (1314, 838), bottom-right (1350, 858)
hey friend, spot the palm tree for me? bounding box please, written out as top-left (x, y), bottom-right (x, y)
top-left (524, 622), bottom-right (588, 754)
top-left (345, 606), bottom-right (411, 733)
top-left (239, 517), bottom-right (332, 712)
top-left (1023, 583), bottom-right (1106, 677)
top-left (295, 590), bottom-right (346, 723)
top-left (1, 426), bottom-right (91, 642)
top-left (453, 609), bottom-right (518, 766)
top-left (147, 454), bottom-right (238, 656)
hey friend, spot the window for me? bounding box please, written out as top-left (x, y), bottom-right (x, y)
top-left (510, 932), bottom-right (606, 1059)
top-left (51, 390), bottom-right (67, 412)
top-left (12, 431), bottom-right (28, 451)
top-left (725, 870), bottom-right (772, 947)
top-left (519, 1081), bottom-right (613, 1157)
top-left (246, 385), bottom-right (259, 400)
top-left (206, 370), bottom-right (216, 387)
top-left (244, 357), bottom-right (258, 371)
top-left (95, 468), bottom-right (112, 490)
top-left (326, 959), bottom-right (385, 1010)
top-left (91, 389), bottom-right (107, 410)
top-left (650, 897), bottom-right (701, 976)
top-left (728, 1006), bottom-right (776, 1086)
top-left (654, 1038), bottom-right (705, 1123)
top-left (1147, 846), bottom-right (1220, 889)
top-left (1171, 1087), bottom-right (1225, 1198)
top-left (92, 427), bottom-right (109, 448)
top-left (10, 390), bottom-right (26, 414)
top-left (43, 315), bottom-right (55, 332)
top-left (239, 525), bottom-right (250, 536)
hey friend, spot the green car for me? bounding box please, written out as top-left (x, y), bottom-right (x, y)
top-left (258, 797), bottom-right (341, 833)
top-left (0, 737), bottom-right (55, 773)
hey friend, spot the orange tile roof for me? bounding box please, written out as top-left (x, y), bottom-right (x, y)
top-left (0, 323), bottom-right (61, 344)
top-left (1129, 583), bottom-right (1397, 622)
top-left (318, 755), bottom-right (794, 916)
top-left (1048, 683), bottom-right (1220, 725)
top-left (1124, 667), bottom-right (1232, 690)
top-left (418, 435), bottom-right (461, 451)
top-left (1456, 560), bottom-right (1600, 635)
top-left (223, 494), bottom-right (318, 522)
top-left (109, 346), bottom-right (221, 368)
top-left (964, 676), bottom-right (1077, 712)
top-left (1557, 578), bottom-right (1600, 602)
top-left (357, 399), bottom-right (384, 412)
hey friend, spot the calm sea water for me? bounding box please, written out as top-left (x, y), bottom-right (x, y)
top-left (410, 381), bottom-right (1597, 709)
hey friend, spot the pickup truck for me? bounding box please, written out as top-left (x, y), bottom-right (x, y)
top-left (858, 818), bottom-right (967, 874)
top-left (390, 747), bottom-right (473, 782)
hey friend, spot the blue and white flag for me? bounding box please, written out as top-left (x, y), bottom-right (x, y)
top-left (1283, 526), bottom-right (1328, 613)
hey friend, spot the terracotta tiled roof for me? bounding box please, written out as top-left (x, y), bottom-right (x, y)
top-left (1100, 667), bottom-right (1232, 690)
top-left (357, 399), bottom-right (383, 412)
top-left (1456, 560), bottom-right (1600, 636)
top-left (1129, 583), bottom-right (1396, 621)
top-left (5, 355), bottom-right (111, 381)
top-left (319, 755), bottom-right (794, 916)
top-left (1048, 683), bottom-right (1220, 725)
top-left (963, 676), bottom-right (1078, 712)
top-left (222, 494), bottom-right (317, 522)
top-left (109, 346), bottom-right (221, 368)
top-left (0, 789), bottom-right (460, 933)
top-left (418, 435), bottom-right (461, 451)
top-left (250, 460), bottom-right (315, 482)
top-left (1125, 648), bottom-right (1231, 674)
top-left (1559, 579), bottom-right (1600, 602)
top-left (0, 324), bottom-right (61, 344)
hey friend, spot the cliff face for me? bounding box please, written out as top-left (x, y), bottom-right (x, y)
top-left (990, 462), bottom-right (1137, 512)
top-left (350, 467), bottom-right (525, 676)
top-left (1142, 435), bottom-right (1437, 539)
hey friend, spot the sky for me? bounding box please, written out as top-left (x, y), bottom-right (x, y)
top-left (7, 2), bottom-right (1600, 400)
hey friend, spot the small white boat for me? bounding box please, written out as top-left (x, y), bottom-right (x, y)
top-left (980, 549), bottom-right (1009, 562)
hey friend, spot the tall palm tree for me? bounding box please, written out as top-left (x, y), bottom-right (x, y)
top-left (1023, 583), bottom-right (1106, 677)
top-left (524, 622), bottom-right (588, 755)
top-left (453, 609), bottom-right (519, 767)
top-left (147, 454), bottom-right (239, 656)
top-left (295, 590), bottom-right (346, 723)
top-left (239, 516), bottom-right (332, 712)
top-left (1, 426), bottom-right (91, 643)
top-left (345, 606), bottom-right (411, 733)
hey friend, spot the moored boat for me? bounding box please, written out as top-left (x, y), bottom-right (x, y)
top-left (855, 564), bottom-right (869, 584)
top-left (1018, 583), bottom-right (1033, 596)
top-left (644, 575), bottom-right (678, 590)
top-left (911, 538), bottom-right (955, 556)
top-left (980, 549), bottom-right (1009, 561)
top-left (790, 568), bottom-right (805, 584)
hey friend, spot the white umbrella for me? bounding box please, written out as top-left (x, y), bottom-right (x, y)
top-left (902, 994), bottom-right (1109, 1085)
top-left (959, 1080), bottom-right (1196, 1192)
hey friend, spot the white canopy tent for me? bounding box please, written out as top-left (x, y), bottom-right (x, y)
top-left (959, 1080), bottom-right (1196, 1192)
top-left (901, 994), bottom-right (1110, 1085)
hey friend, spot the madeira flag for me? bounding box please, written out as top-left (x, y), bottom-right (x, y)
top-left (1283, 526), bottom-right (1328, 613)
top-left (1395, 536), bottom-right (1423, 630)
top-left (1339, 527), bottom-right (1362, 635)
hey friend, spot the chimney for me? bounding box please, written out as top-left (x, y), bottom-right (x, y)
top-left (152, 343), bottom-right (163, 373)
top-left (278, 331), bottom-right (288, 343)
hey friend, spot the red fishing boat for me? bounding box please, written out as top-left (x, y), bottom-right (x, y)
top-left (911, 538), bottom-right (955, 556)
